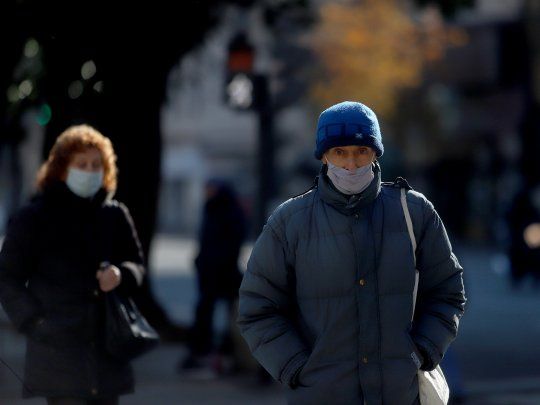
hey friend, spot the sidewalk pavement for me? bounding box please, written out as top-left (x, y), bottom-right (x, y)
top-left (0, 334), bottom-right (285, 405)
top-left (2, 235), bottom-right (540, 404)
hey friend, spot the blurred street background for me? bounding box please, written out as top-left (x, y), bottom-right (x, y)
top-left (2, 0), bottom-right (540, 404)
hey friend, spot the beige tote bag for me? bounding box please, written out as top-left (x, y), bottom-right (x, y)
top-left (400, 188), bottom-right (450, 405)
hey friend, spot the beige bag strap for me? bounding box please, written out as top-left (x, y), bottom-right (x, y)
top-left (400, 188), bottom-right (419, 318)
top-left (401, 190), bottom-right (450, 404)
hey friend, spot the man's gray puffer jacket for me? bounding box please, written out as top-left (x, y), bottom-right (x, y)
top-left (237, 163), bottom-right (466, 405)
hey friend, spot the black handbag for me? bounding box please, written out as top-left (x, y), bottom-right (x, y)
top-left (104, 291), bottom-right (160, 362)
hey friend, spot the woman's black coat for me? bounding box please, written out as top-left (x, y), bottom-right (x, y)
top-left (0, 182), bottom-right (145, 399)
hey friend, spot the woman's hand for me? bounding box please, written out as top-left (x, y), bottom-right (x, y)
top-left (96, 265), bottom-right (122, 292)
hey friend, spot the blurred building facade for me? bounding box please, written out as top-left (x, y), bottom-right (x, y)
top-left (158, 0), bottom-right (534, 245)
top-left (159, 5), bottom-right (316, 236)
top-left (414, 0), bottom-right (530, 244)
top-left (364, 0), bottom-right (531, 247)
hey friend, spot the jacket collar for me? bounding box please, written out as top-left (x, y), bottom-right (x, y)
top-left (318, 161), bottom-right (381, 216)
top-left (41, 181), bottom-right (110, 210)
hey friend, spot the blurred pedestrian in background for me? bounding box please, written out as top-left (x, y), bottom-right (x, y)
top-left (178, 179), bottom-right (247, 377)
top-left (0, 125), bottom-right (145, 404)
top-left (506, 182), bottom-right (540, 289)
top-left (238, 101), bottom-right (466, 404)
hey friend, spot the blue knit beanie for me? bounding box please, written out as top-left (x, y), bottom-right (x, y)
top-left (314, 101), bottom-right (384, 159)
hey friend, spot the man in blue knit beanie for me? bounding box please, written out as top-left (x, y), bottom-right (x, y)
top-left (314, 100), bottom-right (384, 160)
top-left (238, 100), bottom-right (466, 404)
top-left (313, 101), bottom-right (384, 195)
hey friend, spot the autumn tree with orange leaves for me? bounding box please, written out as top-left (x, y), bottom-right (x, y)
top-left (308, 0), bottom-right (467, 119)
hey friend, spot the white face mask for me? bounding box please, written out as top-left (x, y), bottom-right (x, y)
top-left (66, 168), bottom-right (104, 198)
top-left (326, 161), bottom-right (374, 195)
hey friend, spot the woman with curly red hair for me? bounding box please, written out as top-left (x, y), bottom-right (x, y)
top-left (0, 124), bottom-right (145, 404)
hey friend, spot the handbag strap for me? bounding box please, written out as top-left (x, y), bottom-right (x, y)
top-left (400, 188), bottom-right (419, 319)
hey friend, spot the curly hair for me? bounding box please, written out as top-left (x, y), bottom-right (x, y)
top-left (36, 124), bottom-right (118, 192)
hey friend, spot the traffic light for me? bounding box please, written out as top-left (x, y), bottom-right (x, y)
top-left (225, 32), bottom-right (256, 110)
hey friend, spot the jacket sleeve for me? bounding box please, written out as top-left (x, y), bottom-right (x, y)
top-left (114, 203), bottom-right (145, 293)
top-left (237, 216), bottom-right (309, 387)
top-left (0, 207), bottom-right (43, 332)
top-left (411, 196), bottom-right (466, 371)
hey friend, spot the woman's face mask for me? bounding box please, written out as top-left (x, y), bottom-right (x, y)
top-left (66, 168), bottom-right (104, 198)
top-left (65, 148), bottom-right (104, 198)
